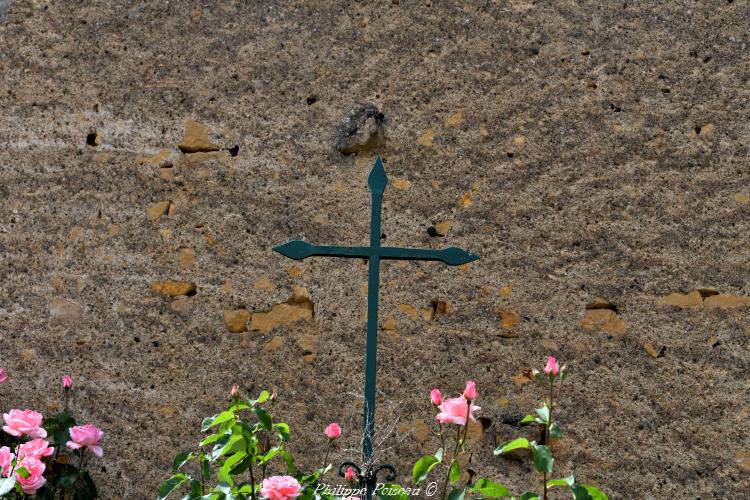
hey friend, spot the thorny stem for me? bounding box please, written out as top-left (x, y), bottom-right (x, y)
top-left (248, 460), bottom-right (257, 500)
top-left (543, 377), bottom-right (554, 500)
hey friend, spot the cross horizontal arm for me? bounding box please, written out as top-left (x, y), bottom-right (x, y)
top-left (380, 246), bottom-right (479, 266)
top-left (273, 240), bottom-right (371, 260)
top-left (274, 240), bottom-right (478, 266)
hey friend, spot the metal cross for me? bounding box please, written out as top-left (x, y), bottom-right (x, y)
top-left (273, 156), bottom-right (478, 499)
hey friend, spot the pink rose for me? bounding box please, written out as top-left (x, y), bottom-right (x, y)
top-left (345, 465), bottom-right (357, 484)
top-left (463, 380), bottom-right (478, 401)
top-left (430, 389), bottom-right (442, 406)
top-left (0, 368), bottom-right (6, 385)
top-left (324, 422), bottom-right (341, 440)
top-left (544, 356), bottom-right (560, 377)
top-left (230, 384), bottom-right (239, 398)
top-left (17, 438), bottom-right (54, 460)
top-left (0, 447), bottom-right (14, 477)
top-left (260, 475), bottom-right (302, 500)
top-left (435, 396), bottom-right (481, 426)
top-left (15, 457), bottom-right (46, 494)
top-left (66, 423), bottom-right (104, 457)
top-left (62, 375), bottom-right (73, 389)
top-left (342, 497), bottom-right (361, 500)
top-left (2, 409), bottom-right (47, 439)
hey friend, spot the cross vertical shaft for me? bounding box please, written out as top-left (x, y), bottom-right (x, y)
top-left (273, 156), bottom-right (478, 500)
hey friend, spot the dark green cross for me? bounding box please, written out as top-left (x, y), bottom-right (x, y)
top-left (274, 156), bottom-right (478, 498)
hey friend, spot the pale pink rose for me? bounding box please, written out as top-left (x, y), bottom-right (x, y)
top-left (0, 447), bottom-right (14, 477)
top-left (342, 497), bottom-right (361, 500)
top-left (463, 380), bottom-right (478, 401)
top-left (430, 388), bottom-right (442, 406)
top-left (544, 356), bottom-right (560, 377)
top-left (17, 438), bottom-right (54, 460)
top-left (435, 396), bottom-right (481, 426)
top-left (324, 422), bottom-right (341, 440)
top-left (345, 465), bottom-right (357, 483)
top-left (230, 384), bottom-right (239, 398)
top-left (62, 375), bottom-right (73, 389)
top-left (260, 475), bottom-right (302, 500)
top-left (0, 368), bottom-right (6, 385)
top-left (2, 409), bottom-right (47, 439)
top-left (15, 457), bottom-right (46, 494)
top-left (66, 423), bottom-right (104, 457)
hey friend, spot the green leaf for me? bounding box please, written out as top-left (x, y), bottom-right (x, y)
top-left (282, 450), bottom-right (297, 475)
top-left (172, 451), bottom-right (195, 472)
top-left (0, 477), bottom-right (16, 496)
top-left (546, 475), bottom-right (574, 488)
top-left (469, 478), bottom-right (510, 498)
top-left (493, 437), bottom-right (530, 455)
top-left (535, 406), bottom-right (549, 424)
top-left (211, 434), bottom-right (245, 460)
top-left (434, 447), bottom-right (444, 462)
top-left (202, 410), bottom-right (236, 432)
top-left (189, 479), bottom-right (202, 496)
top-left (200, 432), bottom-right (224, 447)
top-left (376, 483), bottom-right (410, 500)
top-left (255, 390), bottom-right (270, 404)
top-left (261, 446), bottom-right (283, 464)
top-left (549, 422), bottom-right (562, 439)
top-left (274, 422), bottom-right (290, 441)
top-left (16, 466), bottom-right (30, 479)
top-left (449, 459), bottom-right (461, 483)
top-left (571, 484), bottom-right (608, 500)
top-left (57, 473), bottom-right (78, 489)
top-left (158, 473), bottom-right (190, 499)
top-left (519, 415), bottom-right (536, 425)
top-left (447, 487), bottom-right (465, 500)
top-left (217, 452), bottom-right (245, 484)
top-left (252, 407), bottom-right (272, 430)
top-left (530, 442), bottom-right (554, 474)
top-left (412, 455), bottom-right (440, 484)
top-left (200, 452), bottom-right (211, 482)
top-left (519, 493), bottom-right (540, 500)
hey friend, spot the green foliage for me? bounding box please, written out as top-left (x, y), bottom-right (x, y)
top-left (493, 437), bottom-right (530, 455)
top-left (158, 389), bottom-right (330, 500)
top-left (469, 478), bottom-right (510, 498)
top-left (530, 442), bottom-right (554, 474)
top-left (412, 454), bottom-right (441, 484)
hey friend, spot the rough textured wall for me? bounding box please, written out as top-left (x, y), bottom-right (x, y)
top-left (1, 0), bottom-right (749, 498)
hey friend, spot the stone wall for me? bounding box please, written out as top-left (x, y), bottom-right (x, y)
top-left (0, 1), bottom-right (748, 497)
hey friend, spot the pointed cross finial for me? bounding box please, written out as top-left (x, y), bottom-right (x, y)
top-left (367, 156), bottom-right (387, 194)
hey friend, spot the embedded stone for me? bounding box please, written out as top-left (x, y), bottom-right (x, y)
top-left (250, 287), bottom-right (314, 333)
top-left (335, 104), bottom-right (385, 154)
top-left (147, 201), bottom-right (172, 222)
top-left (581, 309), bottom-right (627, 336)
top-left (224, 309), bottom-right (251, 333)
top-left (150, 280), bottom-right (197, 297)
top-left (178, 120), bottom-right (220, 153)
top-left (49, 298), bottom-right (83, 323)
top-left (657, 291), bottom-right (703, 308)
top-left (704, 294), bottom-right (750, 310)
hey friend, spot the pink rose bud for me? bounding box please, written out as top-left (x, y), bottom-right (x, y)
top-left (2, 409), bottom-right (47, 439)
top-left (66, 423), bottom-right (104, 457)
top-left (15, 457), bottom-right (46, 494)
top-left (435, 396), bottom-right (481, 426)
top-left (430, 388), bottom-right (442, 406)
top-left (324, 422), bottom-right (342, 440)
top-left (345, 465), bottom-right (357, 484)
top-left (0, 446), bottom-right (14, 477)
top-left (270, 388), bottom-right (277, 401)
top-left (260, 475), bottom-right (302, 500)
top-left (463, 380), bottom-right (478, 401)
top-left (230, 384), bottom-right (239, 398)
top-left (17, 438), bottom-right (54, 460)
top-left (62, 375), bottom-right (73, 390)
top-left (544, 356), bottom-right (560, 377)
top-left (0, 368), bottom-right (6, 385)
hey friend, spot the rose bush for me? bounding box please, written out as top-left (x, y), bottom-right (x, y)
top-left (0, 371), bottom-right (103, 498)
